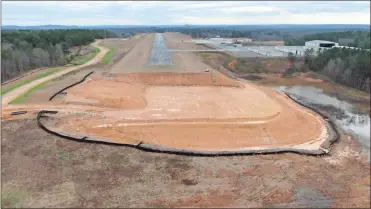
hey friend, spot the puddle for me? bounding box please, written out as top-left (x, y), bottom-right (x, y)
top-left (273, 85), bottom-right (370, 160)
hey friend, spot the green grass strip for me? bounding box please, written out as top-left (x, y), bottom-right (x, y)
top-left (1, 67), bottom-right (64, 95)
top-left (102, 48), bottom-right (114, 64)
top-left (9, 79), bottom-right (51, 104)
top-left (70, 47), bottom-right (101, 66)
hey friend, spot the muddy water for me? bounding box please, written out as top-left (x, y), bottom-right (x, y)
top-left (273, 85), bottom-right (370, 160)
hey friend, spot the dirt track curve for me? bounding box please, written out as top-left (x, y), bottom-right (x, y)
top-left (1, 41), bottom-right (109, 108)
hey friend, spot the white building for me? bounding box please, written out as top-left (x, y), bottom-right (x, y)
top-left (305, 40), bottom-right (339, 49)
top-left (209, 38), bottom-right (234, 44)
top-left (302, 40), bottom-right (339, 55)
top-left (233, 38), bottom-right (252, 43)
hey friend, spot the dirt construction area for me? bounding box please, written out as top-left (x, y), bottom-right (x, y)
top-left (3, 33), bottom-right (334, 154)
top-left (38, 71), bottom-right (331, 153)
top-left (2, 32), bottom-right (369, 208)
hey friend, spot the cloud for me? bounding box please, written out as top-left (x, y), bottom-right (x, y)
top-left (2, 1), bottom-right (370, 25)
top-left (170, 15), bottom-right (247, 25)
top-left (169, 11), bottom-right (370, 25)
top-left (220, 6), bottom-right (283, 13)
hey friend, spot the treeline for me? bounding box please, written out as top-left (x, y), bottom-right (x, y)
top-left (284, 31), bottom-right (370, 49)
top-left (110, 27), bottom-right (282, 41)
top-left (1, 29), bottom-right (117, 82)
top-left (180, 28), bottom-right (285, 41)
top-left (303, 48), bottom-right (370, 92)
top-left (181, 29), bottom-right (253, 39)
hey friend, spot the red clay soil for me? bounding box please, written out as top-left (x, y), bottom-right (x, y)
top-left (111, 72), bottom-right (244, 87)
top-left (261, 59), bottom-right (291, 74)
top-left (228, 59), bottom-right (238, 70)
top-left (59, 72), bottom-right (244, 109)
top-left (64, 75), bottom-right (147, 109)
top-left (45, 72), bottom-right (327, 152)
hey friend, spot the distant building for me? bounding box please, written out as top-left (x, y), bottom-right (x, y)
top-left (305, 40), bottom-right (339, 48)
top-left (210, 38), bottom-right (234, 44)
top-left (233, 38), bottom-right (252, 43)
top-left (303, 40), bottom-right (339, 54)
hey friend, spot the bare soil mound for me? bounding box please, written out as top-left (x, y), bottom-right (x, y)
top-left (45, 86), bottom-right (327, 152)
top-left (65, 75), bottom-right (147, 109)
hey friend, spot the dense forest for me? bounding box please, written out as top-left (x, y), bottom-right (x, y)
top-left (1, 29), bottom-right (117, 82)
top-left (284, 31), bottom-right (371, 49)
top-left (302, 47), bottom-right (370, 92)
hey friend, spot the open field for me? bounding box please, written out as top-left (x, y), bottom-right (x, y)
top-left (1, 67), bottom-right (64, 96)
top-left (2, 117), bottom-right (369, 208)
top-left (2, 32), bottom-right (370, 208)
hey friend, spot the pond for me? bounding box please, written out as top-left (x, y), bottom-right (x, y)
top-left (273, 85), bottom-right (370, 160)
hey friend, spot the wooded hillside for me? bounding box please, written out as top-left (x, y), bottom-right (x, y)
top-left (303, 47), bottom-right (370, 92)
top-left (1, 29), bottom-right (117, 82)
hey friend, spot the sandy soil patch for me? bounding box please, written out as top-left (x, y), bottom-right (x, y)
top-left (65, 75), bottom-right (147, 109)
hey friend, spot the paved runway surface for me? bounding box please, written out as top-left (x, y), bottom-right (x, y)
top-left (147, 33), bottom-right (174, 66)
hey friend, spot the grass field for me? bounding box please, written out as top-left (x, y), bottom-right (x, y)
top-left (102, 48), bottom-right (115, 64)
top-left (1, 67), bottom-right (64, 96)
top-left (70, 47), bottom-right (101, 66)
top-left (9, 80), bottom-right (51, 104)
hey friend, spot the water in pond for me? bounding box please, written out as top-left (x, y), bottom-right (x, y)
top-left (273, 85), bottom-right (370, 160)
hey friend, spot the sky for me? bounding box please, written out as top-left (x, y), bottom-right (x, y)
top-left (2, 1), bottom-right (370, 26)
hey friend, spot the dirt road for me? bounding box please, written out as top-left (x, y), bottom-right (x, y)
top-left (1, 41), bottom-right (109, 108)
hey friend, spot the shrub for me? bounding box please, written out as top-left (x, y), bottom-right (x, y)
top-left (283, 67), bottom-right (297, 77)
top-left (254, 68), bottom-right (261, 73)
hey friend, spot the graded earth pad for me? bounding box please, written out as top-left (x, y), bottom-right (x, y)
top-left (39, 71), bottom-right (331, 154)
